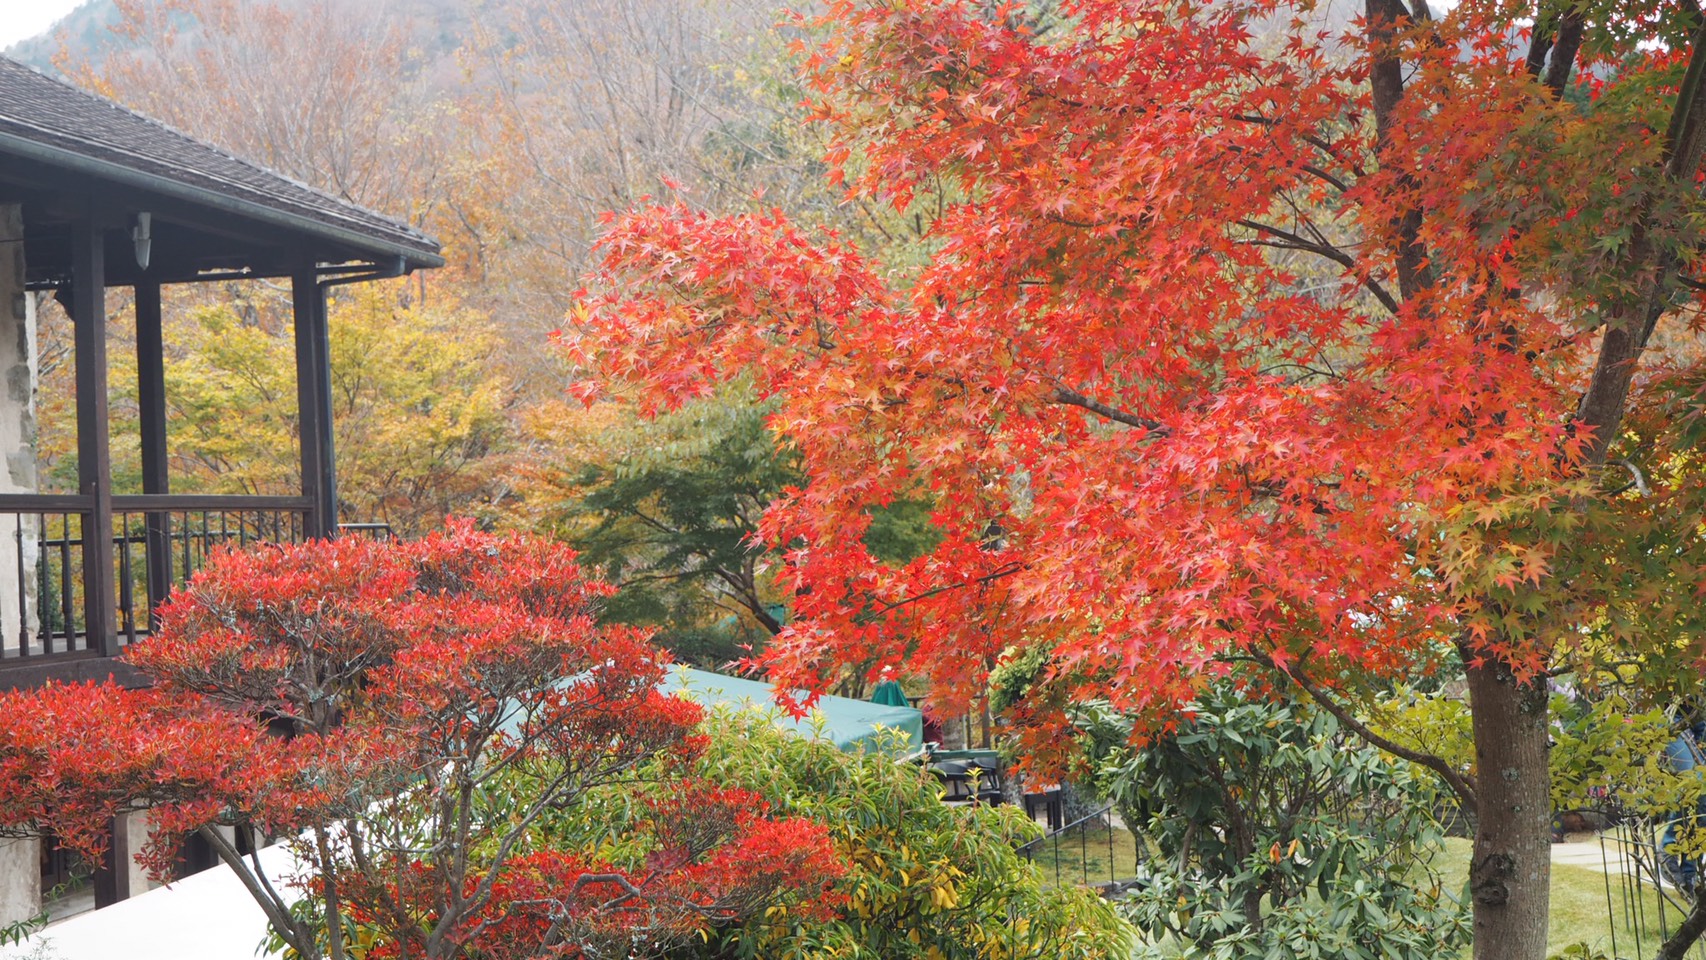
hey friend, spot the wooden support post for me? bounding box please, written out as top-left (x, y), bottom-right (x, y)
top-left (92, 814), bottom-right (131, 908)
top-left (135, 280), bottom-right (172, 624)
top-left (71, 217), bottom-right (116, 656)
top-left (292, 267), bottom-right (336, 538)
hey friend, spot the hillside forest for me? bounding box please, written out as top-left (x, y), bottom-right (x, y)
top-left (13, 0), bottom-right (876, 668)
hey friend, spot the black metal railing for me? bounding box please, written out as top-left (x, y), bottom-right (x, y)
top-left (0, 494), bottom-right (311, 659)
top-left (1595, 817), bottom-right (1706, 960)
top-left (112, 495), bottom-right (311, 643)
top-left (1018, 803), bottom-right (1146, 896)
top-left (0, 495), bottom-right (93, 659)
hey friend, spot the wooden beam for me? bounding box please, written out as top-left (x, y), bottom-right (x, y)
top-left (71, 216), bottom-right (117, 656)
top-left (112, 494), bottom-right (313, 511)
top-left (135, 279), bottom-right (173, 623)
top-left (135, 283), bottom-right (166, 494)
top-left (0, 653), bottom-right (144, 692)
top-left (92, 814), bottom-right (131, 908)
top-left (0, 494), bottom-right (90, 512)
top-left (3, 155), bottom-right (321, 254)
top-left (293, 267), bottom-right (337, 538)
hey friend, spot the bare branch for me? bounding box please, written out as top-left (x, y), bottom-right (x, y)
top-left (199, 827), bottom-right (306, 956)
top-left (1266, 658), bottom-right (1479, 813)
top-left (1046, 387), bottom-right (1170, 434)
top-left (1236, 219), bottom-right (1402, 314)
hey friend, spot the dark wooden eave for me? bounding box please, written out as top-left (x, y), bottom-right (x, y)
top-left (0, 55), bottom-right (443, 286)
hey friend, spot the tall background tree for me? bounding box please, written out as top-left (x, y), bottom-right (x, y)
top-left (521, 385), bottom-right (799, 667)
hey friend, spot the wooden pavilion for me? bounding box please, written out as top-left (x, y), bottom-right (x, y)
top-left (0, 55), bottom-right (442, 692)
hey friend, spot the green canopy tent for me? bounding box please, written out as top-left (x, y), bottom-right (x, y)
top-left (869, 679), bottom-right (911, 709)
top-left (661, 667), bottom-right (923, 756)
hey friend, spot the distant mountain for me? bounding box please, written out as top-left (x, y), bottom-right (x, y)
top-left (5, 1), bottom-right (120, 70)
top-left (5, 0), bottom-right (478, 76)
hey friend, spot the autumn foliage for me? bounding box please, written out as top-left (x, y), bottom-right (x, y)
top-left (0, 525), bottom-right (842, 959)
top-left (574, 0), bottom-right (1706, 728)
top-left (573, 1), bottom-right (1706, 954)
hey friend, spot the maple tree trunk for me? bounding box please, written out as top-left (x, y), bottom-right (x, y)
top-left (1465, 655), bottom-right (1551, 960)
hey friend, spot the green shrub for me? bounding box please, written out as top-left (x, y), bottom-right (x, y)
top-left (1078, 683), bottom-right (1470, 960)
top-left (549, 709), bottom-right (1135, 960)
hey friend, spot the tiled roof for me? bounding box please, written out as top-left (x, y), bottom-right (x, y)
top-left (0, 55), bottom-right (442, 268)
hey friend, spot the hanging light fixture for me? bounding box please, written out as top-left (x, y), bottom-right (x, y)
top-left (132, 212), bottom-right (151, 271)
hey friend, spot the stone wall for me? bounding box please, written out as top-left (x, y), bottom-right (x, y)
top-left (0, 205), bottom-right (41, 927)
top-left (0, 837), bottom-right (40, 931)
top-left (0, 204), bottom-right (36, 650)
top-left (122, 811), bottom-right (160, 898)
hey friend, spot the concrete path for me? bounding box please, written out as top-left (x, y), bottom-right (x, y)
top-left (1553, 834), bottom-right (1646, 876)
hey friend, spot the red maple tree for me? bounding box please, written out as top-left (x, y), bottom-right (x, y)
top-left (0, 523), bottom-right (842, 960)
top-left (572, 0), bottom-right (1706, 956)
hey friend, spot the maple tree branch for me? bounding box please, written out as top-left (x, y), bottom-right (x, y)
top-left (1575, 12), bottom-right (1706, 462)
top-left (1664, 13), bottom-right (1706, 178)
top-left (1260, 655), bottom-right (1479, 813)
top-left (1229, 114), bottom-right (1350, 167)
top-left (1605, 458), bottom-right (1652, 497)
top-left (1043, 211), bottom-right (1121, 230)
top-left (1524, 26), bottom-right (1553, 80)
top-left (1299, 163), bottom-right (1352, 194)
top-left (1221, 140), bottom-right (1353, 194)
top-left (1541, 9), bottom-right (1586, 96)
top-left (1257, 361), bottom-right (1348, 383)
top-left (854, 561), bottom-right (1025, 623)
top-left (1046, 387), bottom-right (1170, 434)
top-left (1364, 0), bottom-right (1435, 301)
top-left (1236, 219), bottom-right (1402, 313)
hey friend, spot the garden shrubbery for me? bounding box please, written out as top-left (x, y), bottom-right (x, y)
top-left (1074, 681), bottom-right (1470, 960)
top-left (518, 708), bottom-right (1133, 960)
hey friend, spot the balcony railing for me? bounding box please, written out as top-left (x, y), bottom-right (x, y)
top-left (0, 494), bottom-right (311, 662)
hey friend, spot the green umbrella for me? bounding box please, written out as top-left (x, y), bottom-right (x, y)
top-left (870, 679), bottom-right (911, 708)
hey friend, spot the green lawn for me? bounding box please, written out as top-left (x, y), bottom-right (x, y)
top-left (1434, 837), bottom-right (1701, 959)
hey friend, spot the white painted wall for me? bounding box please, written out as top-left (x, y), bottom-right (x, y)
top-left (0, 842), bottom-right (298, 960)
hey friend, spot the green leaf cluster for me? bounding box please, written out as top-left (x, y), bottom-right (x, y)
top-left (541, 387), bottom-right (800, 666)
top-left (1549, 694), bottom-right (1706, 847)
top-left (539, 385), bottom-right (940, 668)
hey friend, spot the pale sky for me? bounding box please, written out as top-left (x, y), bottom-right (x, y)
top-left (0, 0), bottom-right (90, 53)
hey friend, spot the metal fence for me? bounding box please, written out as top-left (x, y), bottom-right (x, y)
top-left (0, 497), bottom-right (311, 658)
top-left (1018, 803), bottom-right (1146, 896)
top-left (1596, 819), bottom-right (1706, 960)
